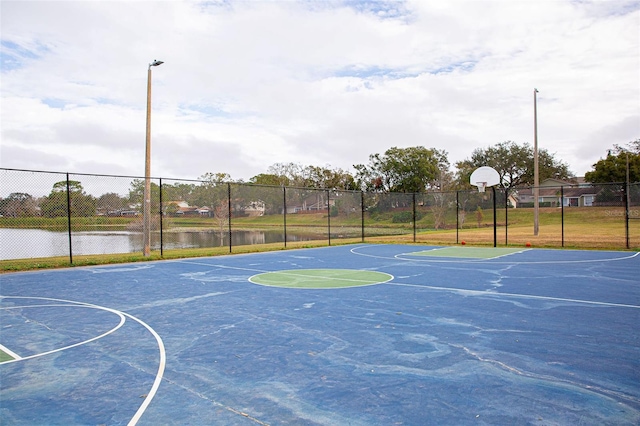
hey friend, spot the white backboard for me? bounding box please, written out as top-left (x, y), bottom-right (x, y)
top-left (470, 166), bottom-right (500, 190)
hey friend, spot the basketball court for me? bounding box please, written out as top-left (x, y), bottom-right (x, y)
top-left (1, 244), bottom-right (639, 425)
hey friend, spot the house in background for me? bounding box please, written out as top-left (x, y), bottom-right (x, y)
top-left (242, 200), bottom-right (266, 217)
top-left (165, 200), bottom-right (200, 216)
top-left (562, 187), bottom-right (598, 207)
top-left (285, 193), bottom-right (335, 214)
top-left (167, 201), bottom-right (189, 209)
top-left (197, 206), bottom-right (211, 216)
top-left (515, 177), bottom-right (599, 208)
top-left (164, 200), bottom-right (266, 217)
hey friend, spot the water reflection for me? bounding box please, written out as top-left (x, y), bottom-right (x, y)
top-left (0, 228), bottom-right (319, 260)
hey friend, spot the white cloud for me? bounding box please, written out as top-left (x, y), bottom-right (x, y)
top-left (1, 0), bottom-right (638, 184)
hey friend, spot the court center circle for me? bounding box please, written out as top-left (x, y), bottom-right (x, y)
top-left (249, 269), bottom-right (393, 289)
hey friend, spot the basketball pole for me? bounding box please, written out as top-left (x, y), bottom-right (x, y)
top-left (492, 186), bottom-right (497, 247)
top-left (533, 88), bottom-right (540, 237)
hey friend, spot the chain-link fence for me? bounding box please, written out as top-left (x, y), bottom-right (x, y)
top-left (1, 168), bottom-right (638, 263)
top-left (630, 182), bottom-right (640, 249)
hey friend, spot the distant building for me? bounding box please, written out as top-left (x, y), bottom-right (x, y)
top-left (515, 178), bottom-right (599, 208)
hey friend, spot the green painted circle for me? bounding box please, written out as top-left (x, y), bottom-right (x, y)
top-left (249, 269), bottom-right (393, 289)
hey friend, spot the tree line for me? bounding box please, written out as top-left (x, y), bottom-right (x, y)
top-left (249, 139), bottom-right (639, 192)
top-left (1, 139), bottom-right (638, 218)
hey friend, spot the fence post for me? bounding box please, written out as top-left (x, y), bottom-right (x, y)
top-left (159, 178), bottom-right (163, 257)
top-left (361, 191), bottom-right (365, 242)
top-left (561, 186), bottom-right (564, 248)
top-left (66, 173), bottom-right (73, 264)
top-left (504, 188), bottom-right (508, 245)
top-left (625, 182), bottom-right (630, 249)
top-left (456, 191), bottom-right (459, 244)
top-left (412, 193), bottom-right (417, 243)
top-left (283, 186), bottom-right (287, 248)
top-left (228, 183), bottom-right (232, 253)
top-left (327, 189), bottom-right (331, 246)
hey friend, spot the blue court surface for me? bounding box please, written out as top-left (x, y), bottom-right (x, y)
top-left (1, 244), bottom-right (639, 425)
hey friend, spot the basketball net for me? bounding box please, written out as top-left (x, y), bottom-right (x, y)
top-left (477, 182), bottom-right (486, 193)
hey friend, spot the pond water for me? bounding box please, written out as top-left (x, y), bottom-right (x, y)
top-left (0, 228), bottom-right (321, 260)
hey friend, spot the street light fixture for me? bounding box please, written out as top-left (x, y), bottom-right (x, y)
top-left (533, 88), bottom-right (539, 236)
top-left (143, 59), bottom-right (163, 257)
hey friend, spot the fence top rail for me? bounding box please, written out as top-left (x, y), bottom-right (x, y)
top-left (1, 167), bottom-right (630, 196)
top-left (1, 167), bottom-right (235, 183)
top-left (1, 167), bottom-right (147, 181)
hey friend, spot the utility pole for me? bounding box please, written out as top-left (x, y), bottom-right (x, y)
top-left (143, 59), bottom-right (164, 256)
top-left (533, 88), bottom-right (539, 236)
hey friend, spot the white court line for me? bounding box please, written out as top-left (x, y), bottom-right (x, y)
top-left (124, 310), bottom-right (166, 426)
top-left (250, 270), bottom-right (394, 284)
top-left (388, 282), bottom-right (640, 309)
top-left (177, 262), bottom-right (395, 288)
top-left (0, 342), bottom-right (22, 360)
top-left (0, 302), bottom-right (126, 364)
top-left (350, 244), bottom-right (640, 264)
top-left (0, 296), bottom-right (165, 426)
top-left (178, 260), bottom-right (267, 273)
top-left (179, 262), bottom-right (394, 286)
top-left (409, 247), bottom-right (530, 261)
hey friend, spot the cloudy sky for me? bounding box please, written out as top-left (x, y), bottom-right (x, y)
top-left (1, 0), bottom-right (638, 184)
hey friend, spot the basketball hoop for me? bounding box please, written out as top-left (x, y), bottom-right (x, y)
top-left (470, 166), bottom-right (500, 193)
top-left (469, 166), bottom-right (501, 249)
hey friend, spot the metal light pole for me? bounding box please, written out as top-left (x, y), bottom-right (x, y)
top-left (143, 59), bottom-right (163, 257)
top-left (533, 88), bottom-right (540, 236)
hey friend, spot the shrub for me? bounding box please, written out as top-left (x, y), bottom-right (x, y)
top-left (391, 211), bottom-right (424, 223)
